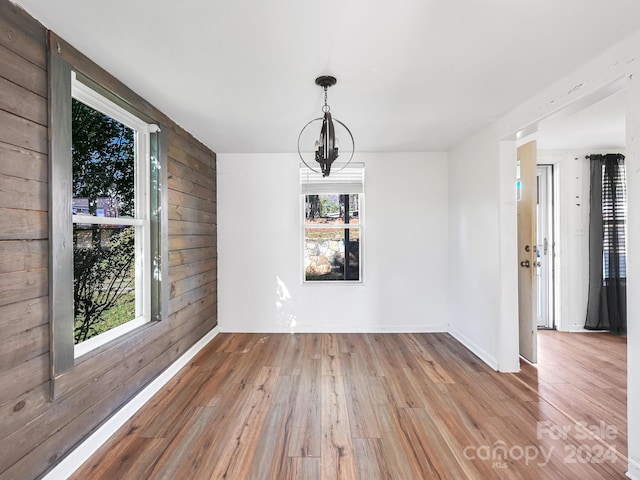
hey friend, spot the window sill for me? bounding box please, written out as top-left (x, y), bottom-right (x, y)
top-left (302, 280), bottom-right (364, 286)
top-left (74, 316), bottom-right (153, 360)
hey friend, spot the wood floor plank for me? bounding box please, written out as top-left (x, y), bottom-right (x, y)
top-left (374, 403), bottom-right (416, 477)
top-left (403, 406), bottom-right (482, 479)
top-left (71, 331), bottom-right (627, 479)
top-left (187, 353), bottom-right (241, 408)
top-left (365, 375), bottom-right (391, 406)
top-left (269, 334), bottom-right (301, 375)
top-left (134, 365), bottom-right (203, 439)
top-left (377, 403), bottom-right (443, 479)
top-left (208, 366), bottom-right (280, 479)
top-left (353, 438), bottom-right (393, 480)
top-left (284, 457), bottom-right (320, 480)
top-left (321, 374), bottom-right (357, 479)
top-left (321, 333), bottom-right (342, 376)
top-left (343, 373), bottom-right (382, 439)
top-left (380, 362), bottom-right (427, 408)
top-left (249, 375), bottom-right (298, 479)
top-left (254, 336), bottom-right (293, 377)
top-left (338, 350), bottom-right (367, 378)
top-left (75, 435), bottom-right (167, 480)
top-left (350, 334), bottom-right (385, 376)
top-left (161, 382), bottom-right (252, 480)
top-left (286, 359), bottom-right (321, 457)
top-left (144, 406), bottom-right (219, 480)
top-left (302, 333), bottom-right (322, 359)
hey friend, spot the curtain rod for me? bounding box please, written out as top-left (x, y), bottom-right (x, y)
top-left (585, 153), bottom-right (625, 160)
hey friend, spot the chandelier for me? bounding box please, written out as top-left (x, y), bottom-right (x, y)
top-left (298, 76), bottom-right (354, 177)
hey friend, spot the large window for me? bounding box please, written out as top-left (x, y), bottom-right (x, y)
top-left (301, 164), bottom-right (364, 282)
top-left (49, 51), bottom-right (167, 376)
top-left (71, 76), bottom-right (156, 356)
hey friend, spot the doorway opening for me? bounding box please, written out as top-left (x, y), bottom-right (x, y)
top-left (512, 79), bottom-right (626, 362)
top-left (503, 75), bottom-right (631, 476)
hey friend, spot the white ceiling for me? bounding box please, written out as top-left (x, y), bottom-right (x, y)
top-left (11, 0), bottom-right (640, 154)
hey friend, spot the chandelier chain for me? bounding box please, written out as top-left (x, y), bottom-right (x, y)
top-left (322, 86), bottom-right (330, 113)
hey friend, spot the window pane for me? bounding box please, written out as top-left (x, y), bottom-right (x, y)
top-left (305, 227), bottom-right (360, 281)
top-left (73, 224), bottom-right (136, 344)
top-left (602, 162), bottom-right (627, 280)
top-left (305, 194), bottom-right (359, 225)
top-left (72, 98), bottom-right (135, 218)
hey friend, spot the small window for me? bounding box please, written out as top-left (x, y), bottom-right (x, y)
top-left (301, 164), bottom-right (364, 282)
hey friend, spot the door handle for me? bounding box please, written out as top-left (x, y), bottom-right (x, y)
top-left (520, 260), bottom-right (530, 268)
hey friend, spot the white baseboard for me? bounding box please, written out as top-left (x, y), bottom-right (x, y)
top-left (43, 327), bottom-right (219, 480)
top-left (378, 324), bottom-right (449, 333)
top-left (219, 324), bottom-right (450, 334)
top-left (568, 326), bottom-right (607, 332)
top-left (628, 457), bottom-right (640, 479)
top-left (448, 327), bottom-right (500, 371)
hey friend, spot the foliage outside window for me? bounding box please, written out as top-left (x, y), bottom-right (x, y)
top-left (69, 75), bottom-right (159, 358)
top-left (72, 99), bottom-right (137, 344)
top-left (304, 193), bottom-right (361, 281)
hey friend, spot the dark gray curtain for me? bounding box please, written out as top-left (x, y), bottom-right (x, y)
top-left (585, 153), bottom-right (627, 335)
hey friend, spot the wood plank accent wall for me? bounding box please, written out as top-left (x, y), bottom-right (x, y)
top-left (0, 2), bottom-right (218, 478)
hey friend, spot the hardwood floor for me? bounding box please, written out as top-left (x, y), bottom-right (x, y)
top-left (70, 331), bottom-right (627, 479)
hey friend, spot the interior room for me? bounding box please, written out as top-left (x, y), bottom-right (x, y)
top-left (0, 0), bottom-right (638, 478)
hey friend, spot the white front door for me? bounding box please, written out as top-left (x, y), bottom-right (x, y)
top-left (517, 141), bottom-right (537, 363)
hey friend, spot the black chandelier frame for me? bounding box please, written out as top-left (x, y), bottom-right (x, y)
top-left (298, 76), bottom-right (355, 177)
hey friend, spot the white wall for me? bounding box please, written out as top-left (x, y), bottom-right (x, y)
top-left (217, 152), bottom-right (449, 333)
top-left (448, 29), bottom-right (640, 477)
top-left (626, 64), bottom-right (640, 480)
top-left (447, 133), bottom-right (503, 368)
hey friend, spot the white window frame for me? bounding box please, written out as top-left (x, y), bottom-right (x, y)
top-left (71, 73), bottom-right (153, 358)
top-left (300, 163), bottom-right (364, 284)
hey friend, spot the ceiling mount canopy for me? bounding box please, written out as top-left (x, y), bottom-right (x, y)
top-left (298, 75), bottom-right (354, 177)
top-left (315, 75), bottom-right (337, 89)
